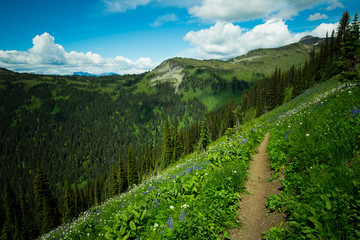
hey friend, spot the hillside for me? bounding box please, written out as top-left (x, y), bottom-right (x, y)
top-left (38, 78), bottom-right (359, 240)
top-left (2, 26), bottom-right (357, 239)
top-left (144, 40), bottom-right (314, 110)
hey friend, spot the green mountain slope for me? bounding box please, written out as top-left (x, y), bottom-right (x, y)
top-left (40, 77), bottom-right (359, 240)
top-left (0, 36), bottom-right (331, 239)
top-left (143, 41), bottom-right (313, 111)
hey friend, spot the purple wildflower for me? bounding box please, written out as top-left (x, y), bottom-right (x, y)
top-left (167, 216), bottom-right (174, 229)
top-left (350, 107), bottom-right (360, 117)
top-left (179, 210), bottom-right (186, 221)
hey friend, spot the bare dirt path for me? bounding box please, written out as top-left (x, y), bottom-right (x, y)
top-left (229, 132), bottom-right (284, 240)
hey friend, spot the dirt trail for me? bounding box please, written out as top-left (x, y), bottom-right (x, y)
top-left (229, 132), bottom-right (284, 240)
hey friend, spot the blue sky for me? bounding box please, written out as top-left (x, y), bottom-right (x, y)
top-left (0, 0), bottom-right (358, 75)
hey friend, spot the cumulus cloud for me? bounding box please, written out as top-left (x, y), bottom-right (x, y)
top-left (184, 20), bottom-right (338, 59)
top-left (308, 13), bottom-right (328, 21)
top-left (151, 13), bottom-right (178, 27)
top-left (188, 0), bottom-right (343, 22)
top-left (0, 33), bottom-right (154, 75)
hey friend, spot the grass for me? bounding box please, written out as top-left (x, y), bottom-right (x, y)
top-left (40, 121), bottom-right (266, 240)
top-left (260, 78), bottom-right (360, 239)
top-left (180, 87), bottom-right (243, 111)
top-left (40, 74), bottom-right (360, 240)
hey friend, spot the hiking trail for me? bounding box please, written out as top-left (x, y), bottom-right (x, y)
top-left (229, 132), bottom-right (285, 240)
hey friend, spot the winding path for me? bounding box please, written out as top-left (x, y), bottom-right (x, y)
top-left (229, 132), bottom-right (285, 240)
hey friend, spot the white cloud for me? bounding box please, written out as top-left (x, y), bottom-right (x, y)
top-left (103, 0), bottom-right (151, 13)
top-left (0, 33), bottom-right (155, 75)
top-left (188, 0), bottom-right (344, 22)
top-left (184, 20), bottom-right (339, 59)
top-left (311, 22), bottom-right (339, 36)
top-left (188, 0), bottom-right (323, 22)
top-left (308, 13), bottom-right (329, 21)
top-left (103, 0), bottom-right (201, 12)
top-left (326, 0), bottom-right (344, 10)
top-left (151, 13), bottom-right (178, 27)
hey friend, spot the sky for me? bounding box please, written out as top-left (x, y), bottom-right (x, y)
top-left (0, 0), bottom-right (358, 75)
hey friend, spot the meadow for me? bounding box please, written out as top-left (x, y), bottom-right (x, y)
top-left (41, 76), bottom-right (359, 239)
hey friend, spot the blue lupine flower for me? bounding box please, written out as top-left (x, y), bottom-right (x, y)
top-left (350, 107), bottom-right (360, 117)
top-left (179, 210), bottom-right (186, 221)
top-left (167, 216), bottom-right (174, 229)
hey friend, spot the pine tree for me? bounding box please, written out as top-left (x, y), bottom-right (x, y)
top-left (33, 166), bottom-right (60, 235)
top-left (118, 152), bottom-right (128, 193)
top-left (2, 182), bottom-right (21, 239)
top-left (127, 144), bottom-right (138, 187)
top-left (64, 178), bottom-right (75, 222)
top-left (199, 120), bottom-right (211, 151)
top-left (337, 10), bottom-right (351, 44)
top-left (172, 122), bottom-right (182, 163)
top-left (109, 168), bottom-right (119, 196)
top-left (161, 118), bottom-right (172, 168)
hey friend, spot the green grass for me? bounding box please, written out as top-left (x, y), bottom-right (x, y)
top-left (180, 87), bottom-right (243, 111)
top-left (40, 73), bottom-right (360, 240)
top-left (260, 78), bottom-right (360, 239)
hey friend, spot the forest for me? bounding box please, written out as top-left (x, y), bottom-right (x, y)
top-left (1, 10), bottom-right (359, 240)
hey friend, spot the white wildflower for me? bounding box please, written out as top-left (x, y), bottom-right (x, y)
top-left (170, 206), bottom-right (174, 210)
top-left (306, 133), bottom-right (310, 137)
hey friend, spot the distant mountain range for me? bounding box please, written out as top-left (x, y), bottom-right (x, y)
top-left (72, 71), bottom-right (120, 76)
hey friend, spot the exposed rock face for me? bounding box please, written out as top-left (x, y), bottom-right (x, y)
top-left (150, 59), bottom-right (185, 92)
top-left (299, 35), bottom-right (326, 46)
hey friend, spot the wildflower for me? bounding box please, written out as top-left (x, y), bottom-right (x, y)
top-left (350, 107), bottom-right (360, 117)
top-left (170, 205), bottom-right (174, 210)
top-left (204, 172), bottom-right (208, 176)
top-left (300, 122), bottom-right (303, 125)
top-left (167, 216), bottom-right (174, 229)
top-left (306, 134), bottom-right (310, 137)
top-left (233, 171), bottom-right (237, 173)
top-left (154, 223), bottom-right (159, 231)
top-left (181, 204), bottom-right (189, 208)
top-left (179, 210), bottom-right (186, 221)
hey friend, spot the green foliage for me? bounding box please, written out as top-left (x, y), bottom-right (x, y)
top-left (33, 166), bottom-right (60, 235)
top-left (42, 122), bottom-right (265, 239)
top-left (263, 78), bottom-right (360, 239)
top-left (199, 120), bottom-right (211, 151)
top-left (127, 145), bottom-right (138, 187)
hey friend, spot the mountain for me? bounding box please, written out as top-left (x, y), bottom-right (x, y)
top-left (0, 38), bottom-right (327, 239)
top-left (299, 35), bottom-right (326, 45)
top-left (73, 71), bottom-right (119, 76)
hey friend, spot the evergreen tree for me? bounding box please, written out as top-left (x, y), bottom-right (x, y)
top-left (172, 122), bottom-right (182, 163)
top-left (118, 152), bottom-right (128, 192)
top-left (33, 166), bottom-right (60, 235)
top-left (2, 182), bottom-right (21, 240)
top-left (109, 168), bottom-right (119, 196)
top-left (341, 12), bottom-right (360, 81)
top-left (64, 178), bottom-right (75, 222)
top-left (161, 118), bottom-right (172, 168)
top-left (199, 120), bottom-right (211, 151)
top-left (337, 10), bottom-right (351, 44)
top-left (19, 189), bottom-right (36, 239)
top-left (184, 130), bottom-right (193, 155)
top-left (127, 144), bottom-right (138, 187)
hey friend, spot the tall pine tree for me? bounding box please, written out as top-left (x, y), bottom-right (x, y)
top-left (161, 118), bottom-right (172, 168)
top-left (33, 166), bottom-right (60, 235)
top-left (127, 144), bottom-right (138, 187)
top-left (199, 120), bottom-right (211, 151)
